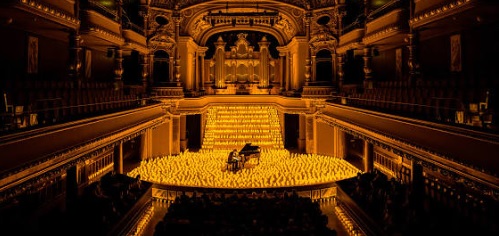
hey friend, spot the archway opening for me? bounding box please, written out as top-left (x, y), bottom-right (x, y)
top-left (316, 49), bottom-right (333, 82)
top-left (153, 50), bottom-right (170, 85)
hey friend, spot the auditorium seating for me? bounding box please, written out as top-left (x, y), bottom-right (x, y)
top-left (1, 80), bottom-right (145, 131)
top-left (336, 170), bottom-right (498, 235)
top-left (154, 191), bottom-right (337, 236)
top-left (333, 77), bottom-right (497, 131)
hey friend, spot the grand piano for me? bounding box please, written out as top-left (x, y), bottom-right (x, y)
top-left (239, 143), bottom-right (261, 165)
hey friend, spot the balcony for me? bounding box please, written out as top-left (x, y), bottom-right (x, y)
top-left (414, 0), bottom-right (457, 16)
top-left (337, 28), bottom-right (364, 54)
top-left (410, 0), bottom-right (476, 28)
top-left (122, 23), bottom-right (147, 54)
top-left (2, 0), bottom-right (79, 30)
top-left (80, 8), bottom-right (124, 46)
top-left (0, 104), bottom-right (166, 195)
top-left (363, 8), bottom-right (408, 47)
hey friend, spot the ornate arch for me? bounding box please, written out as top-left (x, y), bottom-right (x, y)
top-left (179, 2), bottom-right (306, 46)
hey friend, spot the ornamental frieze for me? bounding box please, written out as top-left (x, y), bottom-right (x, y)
top-left (150, 0), bottom-right (339, 10)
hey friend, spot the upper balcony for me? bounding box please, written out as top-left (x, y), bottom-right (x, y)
top-left (0, 0), bottom-right (79, 31)
top-left (337, 27), bottom-right (364, 54)
top-left (122, 22), bottom-right (148, 54)
top-left (363, 0), bottom-right (409, 48)
top-left (80, 1), bottom-right (124, 47)
top-left (410, 0), bottom-right (478, 29)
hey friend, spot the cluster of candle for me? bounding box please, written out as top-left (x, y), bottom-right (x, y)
top-left (202, 105), bottom-right (283, 149)
top-left (127, 149), bottom-right (359, 188)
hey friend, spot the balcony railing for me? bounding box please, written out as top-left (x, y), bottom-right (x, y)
top-left (122, 21), bottom-right (144, 35)
top-left (342, 17), bottom-right (364, 34)
top-left (367, 0), bottom-right (404, 21)
top-left (84, 0), bottom-right (118, 21)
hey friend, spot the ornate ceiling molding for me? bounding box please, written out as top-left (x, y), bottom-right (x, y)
top-left (150, 0), bottom-right (339, 10)
top-left (149, 34), bottom-right (176, 55)
top-left (147, 1), bottom-right (327, 46)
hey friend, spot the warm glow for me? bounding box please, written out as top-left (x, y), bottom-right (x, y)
top-left (202, 105), bottom-right (284, 149)
top-left (129, 104), bottom-right (359, 188)
top-left (128, 149), bottom-right (359, 188)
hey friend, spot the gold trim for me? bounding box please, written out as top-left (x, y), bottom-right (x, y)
top-left (410, 0), bottom-right (473, 27)
top-left (16, 0), bottom-right (79, 28)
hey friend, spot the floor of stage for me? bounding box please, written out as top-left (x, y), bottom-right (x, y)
top-left (125, 149), bottom-right (355, 235)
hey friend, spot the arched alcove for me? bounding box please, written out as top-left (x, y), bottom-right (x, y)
top-left (316, 49), bottom-right (333, 82)
top-left (153, 50), bottom-right (170, 84)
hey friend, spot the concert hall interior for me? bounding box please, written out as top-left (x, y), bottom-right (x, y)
top-left (0, 0), bottom-right (498, 235)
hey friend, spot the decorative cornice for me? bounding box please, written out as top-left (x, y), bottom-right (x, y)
top-left (82, 24), bottom-right (125, 44)
top-left (410, 0), bottom-right (473, 28)
top-left (336, 42), bottom-right (363, 55)
top-left (362, 24), bottom-right (402, 45)
top-left (16, 0), bottom-right (79, 28)
top-left (124, 41), bottom-right (149, 54)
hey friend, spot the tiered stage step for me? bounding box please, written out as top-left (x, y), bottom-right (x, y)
top-left (202, 105), bottom-right (284, 150)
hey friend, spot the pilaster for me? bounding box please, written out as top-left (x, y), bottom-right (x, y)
top-left (363, 141), bottom-right (374, 173)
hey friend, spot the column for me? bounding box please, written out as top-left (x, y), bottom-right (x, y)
top-left (114, 141), bottom-right (123, 174)
top-left (66, 164), bottom-right (80, 207)
top-left (337, 54), bottom-right (345, 89)
top-left (114, 47), bottom-right (124, 90)
top-left (149, 54), bottom-right (154, 85)
top-left (287, 53), bottom-right (292, 91)
top-left (311, 55), bottom-right (317, 82)
top-left (279, 54), bottom-right (284, 89)
top-left (173, 10), bottom-right (182, 85)
top-left (304, 10), bottom-right (312, 83)
top-left (298, 113), bottom-right (306, 153)
top-left (408, 0), bottom-right (420, 85)
top-left (200, 52), bottom-right (205, 89)
top-left (140, 129), bottom-right (153, 160)
top-left (141, 54), bottom-right (149, 89)
top-left (407, 32), bottom-right (420, 85)
top-left (185, 50), bottom-right (194, 90)
top-left (232, 61), bottom-right (237, 81)
top-left (171, 114), bottom-right (181, 154)
top-left (363, 47), bottom-right (373, 89)
top-left (411, 159), bottom-right (424, 205)
top-left (69, 31), bottom-right (82, 87)
top-left (331, 53), bottom-right (337, 86)
top-left (195, 52), bottom-right (200, 90)
top-left (333, 126), bottom-right (346, 159)
top-left (214, 36), bottom-right (226, 88)
top-left (115, 0), bottom-right (124, 91)
top-left (180, 115), bottom-right (187, 152)
top-left (169, 57), bottom-right (174, 82)
top-left (200, 112), bottom-right (205, 146)
top-left (258, 36), bottom-right (270, 87)
top-left (305, 114), bottom-right (316, 154)
top-left (363, 141), bottom-right (374, 173)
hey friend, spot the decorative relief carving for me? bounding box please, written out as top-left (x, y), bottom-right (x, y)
top-left (149, 34), bottom-right (176, 55)
top-left (148, 11), bottom-right (174, 37)
top-left (189, 16), bottom-right (212, 39)
top-left (308, 8), bottom-right (340, 53)
top-left (150, 0), bottom-right (339, 10)
top-left (274, 15), bottom-right (296, 39)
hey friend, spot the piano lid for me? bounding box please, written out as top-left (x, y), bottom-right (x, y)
top-left (240, 143), bottom-right (260, 152)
